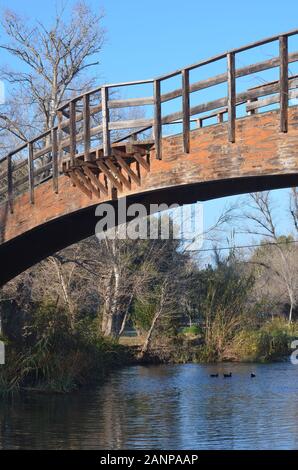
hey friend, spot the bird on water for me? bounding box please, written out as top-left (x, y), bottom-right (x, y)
top-left (223, 372), bottom-right (232, 378)
top-left (210, 372), bottom-right (255, 378)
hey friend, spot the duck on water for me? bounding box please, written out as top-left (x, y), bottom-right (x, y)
top-left (209, 372), bottom-right (256, 378)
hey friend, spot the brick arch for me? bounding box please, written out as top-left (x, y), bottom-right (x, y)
top-left (1, 108), bottom-right (298, 285)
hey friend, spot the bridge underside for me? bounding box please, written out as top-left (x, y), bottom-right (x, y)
top-left (1, 108), bottom-right (298, 285)
top-left (1, 172), bottom-right (298, 286)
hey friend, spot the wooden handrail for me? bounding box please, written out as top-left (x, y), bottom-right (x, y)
top-left (1, 29), bottom-right (298, 207)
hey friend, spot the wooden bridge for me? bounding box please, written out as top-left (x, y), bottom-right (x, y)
top-left (1, 30), bottom-right (298, 285)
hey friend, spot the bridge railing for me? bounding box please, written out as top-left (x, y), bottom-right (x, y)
top-left (1, 29), bottom-right (298, 210)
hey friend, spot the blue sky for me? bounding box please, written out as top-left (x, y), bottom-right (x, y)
top-left (0, 0), bottom-right (297, 249)
top-left (2, 0), bottom-right (298, 82)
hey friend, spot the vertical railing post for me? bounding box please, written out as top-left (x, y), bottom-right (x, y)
top-left (7, 153), bottom-right (13, 213)
top-left (27, 141), bottom-right (34, 204)
top-left (217, 112), bottom-right (224, 123)
top-left (83, 93), bottom-right (91, 161)
top-left (279, 35), bottom-right (288, 133)
top-left (247, 98), bottom-right (258, 115)
top-left (182, 68), bottom-right (190, 153)
top-left (101, 86), bottom-right (111, 156)
top-left (57, 110), bottom-right (64, 170)
top-left (130, 132), bottom-right (137, 143)
top-left (69, 100), bottom-right (76, 166)
top-left (227, 52), bottom-right (236, 143)
top-left (51, 128), bottom-right (58, 194)
top-left (154, 79), bottom-right (162, 160)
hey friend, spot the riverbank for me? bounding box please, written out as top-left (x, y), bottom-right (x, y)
top-left (137, 317), bottom-right (297, 365)
top-left (0, 316), bottom-right (297, 395)
top-left (0, 334), bottom-right (136, 395)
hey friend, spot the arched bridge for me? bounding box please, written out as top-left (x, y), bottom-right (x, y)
top-left (1, 30), bottom-right (298, 285)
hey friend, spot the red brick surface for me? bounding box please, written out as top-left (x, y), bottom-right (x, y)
top-left (1, 108), bottom-right (298, 244)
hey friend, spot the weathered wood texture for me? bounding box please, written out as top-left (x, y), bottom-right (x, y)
top-left (182, 69), bottom-right (190, 153)
top-left (51, 128), bottom-right (58, 194)
top-left (27, 142), bottom-right (34, 204)
top-left (101, 86), bottom-right (111, 156)
top-left (279, 35), bottom-right (288, 132)
top-left (227, 52), bottom-right (236, 143)
top-left (154, 79), bottom-right (162, 160)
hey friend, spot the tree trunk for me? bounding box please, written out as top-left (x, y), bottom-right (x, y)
top-left (101, 273), bottom-right (113, 335)
top-left (139, 309), bottom-right (161, 359)
top-left (139, 286), bottom-right (167, 358)
top-left (119, 293), bottom-right (134, 337)
top-left (101, 243), bottom-right (131, 338)
top-left (289, 299), bottom-right (293, 323)
top-left (101, 261), bottom-right (122, 337)
top-left (51, 257), bottom-right (76, 330)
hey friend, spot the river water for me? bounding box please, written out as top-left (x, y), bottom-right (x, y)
top-left (0, 362), bottom-right (298, 449)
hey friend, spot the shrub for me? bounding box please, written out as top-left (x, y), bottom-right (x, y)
top-left (226, 323), bottom-right (293, 362)
top-left (181, 325), bottom-right (202, 337)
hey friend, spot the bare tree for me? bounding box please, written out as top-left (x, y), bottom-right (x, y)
top-left (240, 192), bottom-right (298, 322)
top-left (0, 1), bottom-right (105, 153)
top-left (83, 236), bottom-right (171, 338)
top-left (138, 276), bottom-right (174, 358)
top-left (290, 187), bottom-right (298, 233)
top-left (0, 238), bottom-right (102, 333)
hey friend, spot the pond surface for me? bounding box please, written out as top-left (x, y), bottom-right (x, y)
top-left (0, 362), bottom-right (298, 449)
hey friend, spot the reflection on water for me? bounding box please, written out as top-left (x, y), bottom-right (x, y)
top-left (0, 362), bottom-right (298, 449)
